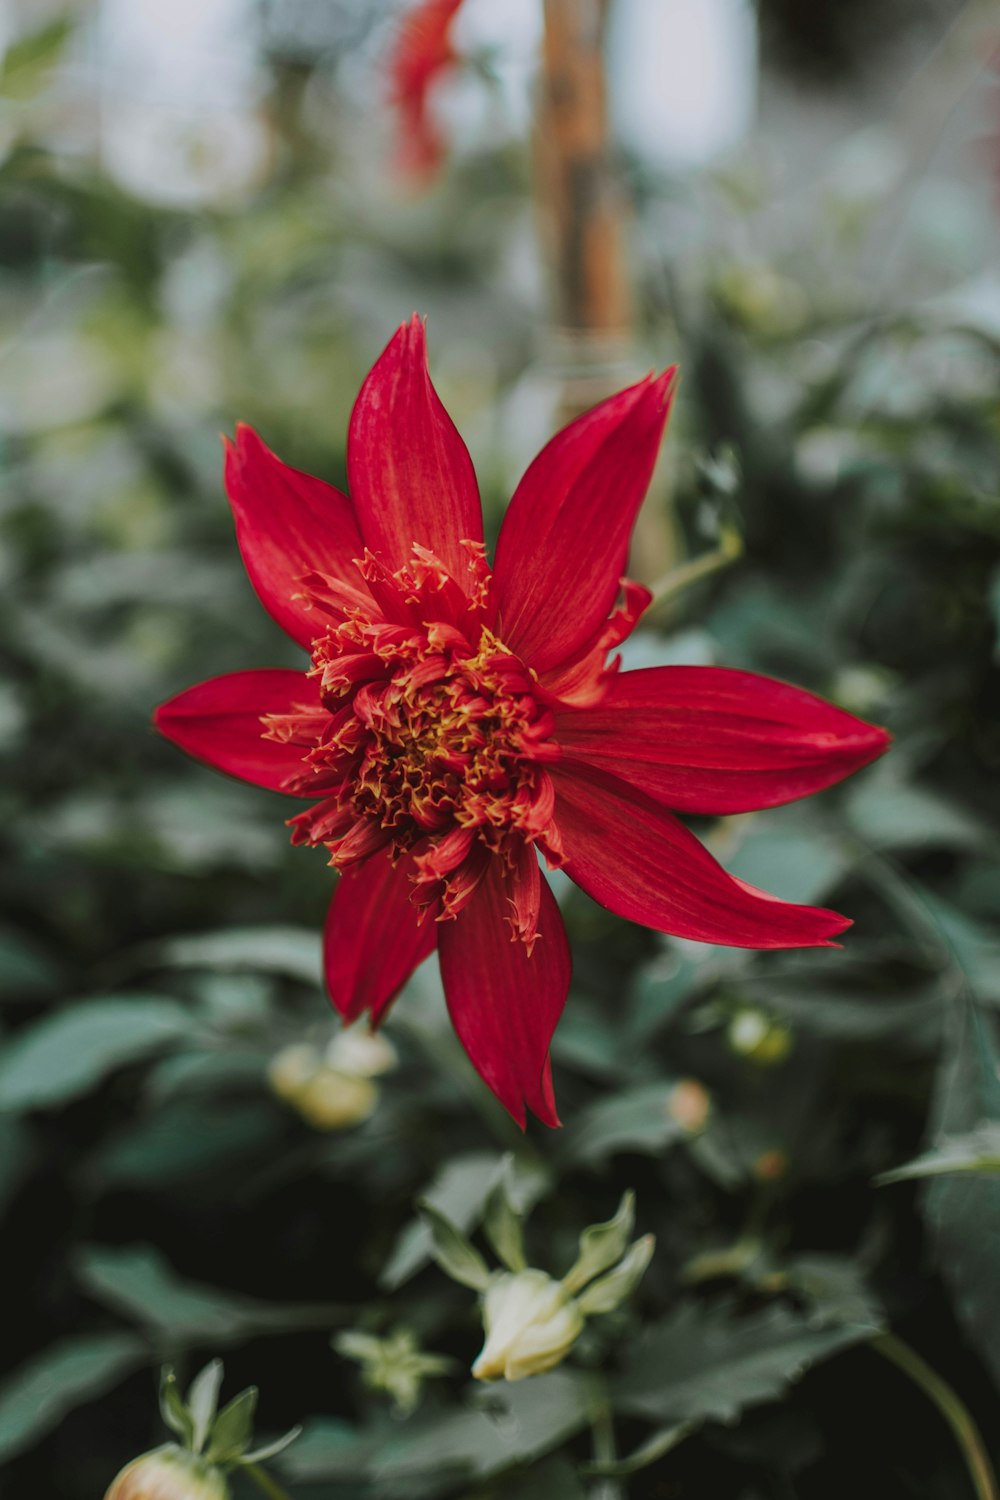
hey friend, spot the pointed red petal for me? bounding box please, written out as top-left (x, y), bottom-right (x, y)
top-left (555, 666), bottom-right (891, 814)
top-left (492, 371), bottom-right (676, 674)
top-left (438, 859), bottom-right (569, 1127)
top-left (552, 762), bottom-right (851, 948)
top-left (346, 318), bottom-right (483, 589)
top-left (324, 852), bottom-right (438, 1024)
top-left (225, 425), bottom-right (365, 650)
top-left (154, 669), bottom-right (319, 793)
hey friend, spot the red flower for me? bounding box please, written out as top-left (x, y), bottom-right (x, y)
top-left (388, 0), bottom-right (466, 178)
top-left (155, 317), bottom-right (889, 1126)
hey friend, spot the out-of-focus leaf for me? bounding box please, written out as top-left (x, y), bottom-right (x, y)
top-left (0, 16), bottom-right (74, 101)
top-left (205, 1384), bottom-right (257, 1462)
top-left (0, 1115), bottom-right (32, 1216)
top-left (74, 1244), bottom-right (344, 1344)
top-left (0, 997), bottom-right (191, 1110)
top-left (381, 1153), bottom-right (547, 1290)
top-left (723, 819), bottom-right (849, 907)
top-left (0, 1333), bottom-right (145, 1462)
top-left (779, 1256), bottom-right (883, 1329)
top-left (846, 777), bottom-right (986, 851)
top-left (482, 1166), bottom-right (527, 1274)
top-left (924, 995), bottom-right (1000, 1392)
top-left (155, 928), bottom-right (322, 985)
top-left (277, 1418), bottom-right (371, 1481)
top-left (613, 1302), bottom-right (874, 1424)
top-left (373, 1371), bottom-right (589, 1483)
top-left (559, 1083), bottom-right (688, 1166)
top-left (879, 1123), bottom-right (1000, 1184)
top-left (92, 1097), bottom-right (275, 1185)
top-left (0, 929), bottom-right (61, 999)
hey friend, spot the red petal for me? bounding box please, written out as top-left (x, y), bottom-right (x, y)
top-left (346, 318), bottom-right (484, 589)
top-left (225, 424), bottom-right (365, 650)
top-left (492, 372), bottom-right (676, 674)
top-left (388, 0), bottom-right (465, 179)
top-left (438, 859), bottom-right (569, 1127)
top-left (552, 762), bottom-right (851, 948)
top-left (154, 669), bottom-right (319, 793)
top-left (555, 666), bottom-right (891, 814)
top-left (324, 852), bottom-right (438, 1024)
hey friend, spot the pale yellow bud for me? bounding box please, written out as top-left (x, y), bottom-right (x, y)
top-left (104, 1446), bottom-right (230, 1500)
top-left (324, 1026), bottom-right (397, 1078)
top-left (294, 1068), bottom-right (378, 1130)
top-left (472, 1270), bottom-right (585, 1383)
top-left (267, 1043), bottom-right (322, 1100)
top-left (727, 1010), bottom-right (792, 1067)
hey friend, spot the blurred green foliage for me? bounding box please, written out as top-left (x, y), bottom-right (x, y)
top-left (1, 4), bottom-right (1000, 1497)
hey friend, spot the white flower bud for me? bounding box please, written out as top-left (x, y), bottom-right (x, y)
top-left (325, 1025), bottom-right (397, 1078)
top-left (472, 1270), bottom-right (585, 1383)
top-left (104, 1445), bottom-right (230, 1500)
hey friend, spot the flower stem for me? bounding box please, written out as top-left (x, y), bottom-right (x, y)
top-left (871, 1333), bottom-right (998, 1500)
top-left (587, 1382), bottom-right (623, 1500)
top-left (646, 528), bottom-right (743, 614)
top-left (241, 1462), bottom-right (295, 1500)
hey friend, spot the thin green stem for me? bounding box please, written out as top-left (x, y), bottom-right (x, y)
top-left (646, 529), bottom-right (742, 614)
top-left (588, 1383), bottom-right (624, 1500)
top-left (872, 1333), bottom-right (998, 1500)
top-left (241, 1461), bottom-right (295, 1500)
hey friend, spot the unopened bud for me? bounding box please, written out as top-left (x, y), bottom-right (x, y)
top-left (754, 1148), bottom-right (790, 1182)
top-left (667, 1078), bottom-right (711, 1133)
top-left (472, 1270), bottom-right (585, 1383)
top-left (295, 1069), bottom-right (378, 1129)
top-left (325, 1026), bottom-right (396, 1077)
top-left (727, 1009), bottom-right (792, 1066)
top-left (104, 1445), bottom-right (230, 1500)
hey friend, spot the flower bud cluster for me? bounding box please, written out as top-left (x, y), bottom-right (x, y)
top-left (269, 1025), bottom-right (397, 1129)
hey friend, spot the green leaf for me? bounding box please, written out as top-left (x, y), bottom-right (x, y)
top-left (924, 995), bottom-right (1000, 1393)
top-left (0, 997), bottom-right (191, 1110)
top-left (74, 1244), bottom-right (343, 1345)
top-left (277, 1418), bottom-right (370, 1482)
top-left (0, 1333), bottom-right (145, 1462)
top-left (878, 1123), bottom-right (1000, 1185)
top-left (373, 1370), bottom-right (589, 1484)
top-left (560, 1083), bottom-right (689, 1165)
top-left (576, 1234), bottom-right (655, 1315)
top-left (613, 1301), bottom-right (874, 1425)
top-left (156, 928), bottom-right (321, 984)
top-left (0, 16), bottom-right (74, 101)
top-left (188, 1359), bottom-right (224, 1453)
top-left (482, 1162), bottom-right (526, 1273)
top-left (205, 1384), bottom-right (257, 1463)
top-left (846, 776), bottom-right (986, 852)
top-left (240, 1425), bottom-right (303, 1464)
top-left (562, 1192), bottom-right (635, 1295)
top-left (724, 818), bottom-right (849, 906)
top-left (93, 1097), bottom-right (276, 1187)
top-left (417, 1202), bottom-right (491, 1292)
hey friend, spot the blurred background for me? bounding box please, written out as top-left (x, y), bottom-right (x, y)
top-left (2, 0), bottom-right (1000, 1495)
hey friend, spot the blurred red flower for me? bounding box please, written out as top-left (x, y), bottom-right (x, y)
top-left (155, 317), bottom-right (889, 1125)
top-left (388, 0), bottom-right (466, 178)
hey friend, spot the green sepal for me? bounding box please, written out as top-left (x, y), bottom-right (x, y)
top-left (204, 1385), bottom-right (257, 1464)
top-left (562, 1192), bottom-right (635, 1296)
top-left (188, 1360), bottom-right (224, 1454)
top-left (482, 1163), bottom-right (527, 1273)
top-left (159, 1367), bottom-right (195, 1448)
top-left (576, 1234), bottom-right (655, 1315)
top-left (418, 1199), bottom-right (491, 1291)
